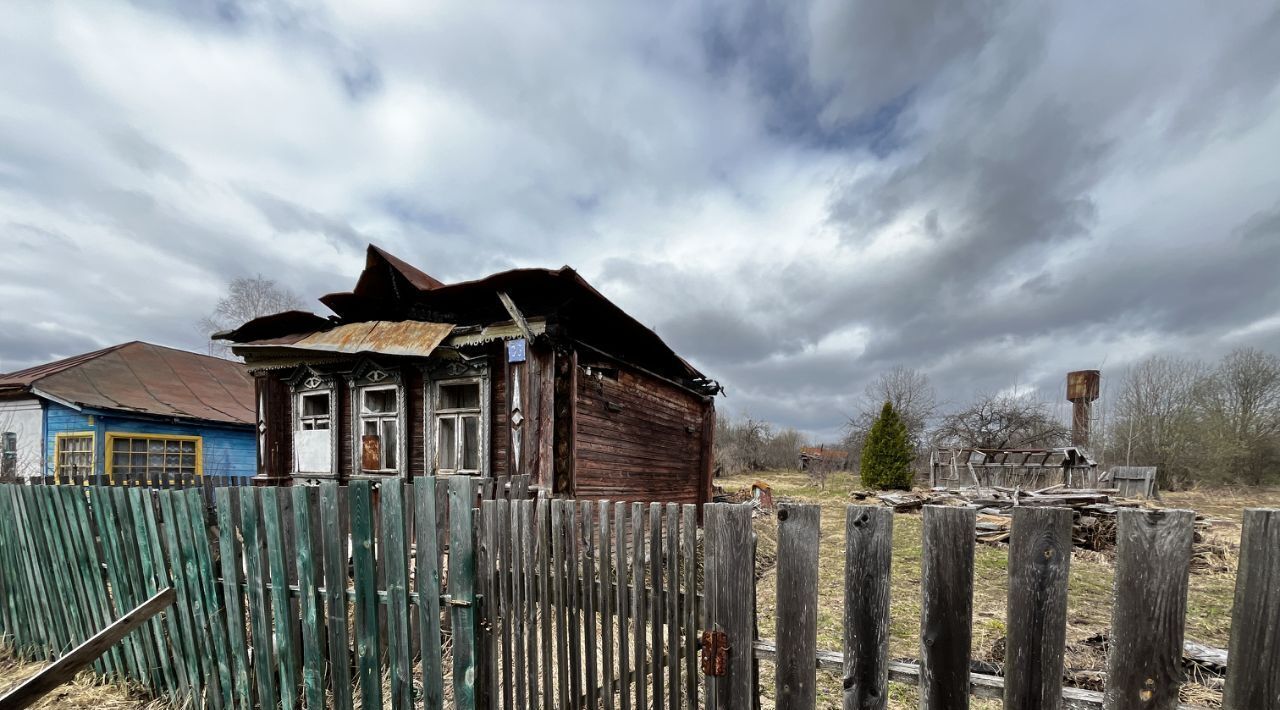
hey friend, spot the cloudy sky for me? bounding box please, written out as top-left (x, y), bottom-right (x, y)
top-left (2, 1), bottom-right (1279, 441)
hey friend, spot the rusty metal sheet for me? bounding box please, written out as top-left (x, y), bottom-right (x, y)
top-left (0, 342), bottom-right (255, 425)
top-left (240, 320), bottom-right (454, 358)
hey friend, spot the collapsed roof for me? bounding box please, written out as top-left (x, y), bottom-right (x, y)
top-left (217, 245), bottom-right (719, 394)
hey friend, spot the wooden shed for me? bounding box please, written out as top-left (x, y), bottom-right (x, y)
top-left (216, 245), bottom-right (721, 506)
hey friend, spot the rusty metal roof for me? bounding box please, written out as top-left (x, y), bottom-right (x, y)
top-left (0, 341), bottom-right (255, 425)
top-left (235, 320), bottom-right (454, 358)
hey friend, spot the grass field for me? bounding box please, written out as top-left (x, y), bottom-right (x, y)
top-left (723, 469), bottom-right (1280, 709)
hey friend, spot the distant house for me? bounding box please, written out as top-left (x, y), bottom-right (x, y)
top-left (798, 445), bottom-right (849, 472)
top-left (216, 245), bottom-right (721, 506)
top-left (0, 342), bottom-right (256, 482)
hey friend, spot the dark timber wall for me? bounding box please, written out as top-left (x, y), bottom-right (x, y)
top-left (573, 359), bottom-right (711, 505)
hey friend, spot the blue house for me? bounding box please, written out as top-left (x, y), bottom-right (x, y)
top-left (0, 341), bottom-right (256, 482)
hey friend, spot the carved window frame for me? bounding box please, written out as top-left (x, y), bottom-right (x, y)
top-left (424, 359), bottom-right (490, 477)
top-left (348, 361), bottom-right (407, 477)
top-left (285, 366), bottom-right (339, 477)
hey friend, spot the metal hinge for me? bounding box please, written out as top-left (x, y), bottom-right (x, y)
top-left (700, 630), bottom-right (729, 677)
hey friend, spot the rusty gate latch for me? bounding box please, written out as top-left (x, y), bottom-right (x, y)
top-left (700, 630), bottom-right (729, 677)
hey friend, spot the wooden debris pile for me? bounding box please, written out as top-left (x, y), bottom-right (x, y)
top-left (869, 485), bottom-right (1221, 557)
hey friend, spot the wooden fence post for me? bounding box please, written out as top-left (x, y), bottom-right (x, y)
top-left (776, 504), bottom-right (819, 710)
top-left (1103, 508), bottom-right (1194, 710)
top-left (706, 502), bottom-right (755, 710)
top-left (448, 475), bottom-right (479, 710)
top-left (919, 505), bottom-right (976, 710)
top-left (843, 505), bottom-right (892, 710)
top-left (1003, 506), bottom-right (1072, 710)
top-left (1222, 508), bottom-right (1280, 710)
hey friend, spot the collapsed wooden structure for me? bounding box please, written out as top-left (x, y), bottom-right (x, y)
top-left (216, 245), bottom-right (720, 506)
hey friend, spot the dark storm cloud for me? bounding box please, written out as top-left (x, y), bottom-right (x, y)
top-left (2, 1), bottom-right (1280, 441)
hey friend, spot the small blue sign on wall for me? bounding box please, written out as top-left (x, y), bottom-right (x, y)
top-left (507, 338), bottom-right (527, 363)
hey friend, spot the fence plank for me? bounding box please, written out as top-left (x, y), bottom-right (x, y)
top-left (52, 487), bottom-right (110, 678)
top-left (183, 489), bottom-right (234, 709)
top-left (665, 503), bottom-right (680, 710)
top-left (521, 500), bottom-right (539, 710)
top-left (134, 488), bottom-right (186, 703)
top-left (240, 487), bottom-right (278, 709)
top-left (538, 497), bottom-right (554, 710)
top-left (350, 480), bottom-right (383, 710)
top-left (552, 499), bottom-right (570, 709)
top-left (650, 502), bottom-right (664, 707)
top-left (157, 488), bottom-right (205, 701)
top-left (293, 486), bottom-right (326, 710)
top-left (600, 501), bottom-right (616, 710)
top-left (448, 475), bottom-right (479, 710)
top-left (616, 502), bottom-right (632, 710)
top-left (777, 504), bottom-right (819, 710)
top-left (582, 502), bottom-right (599, 709)
top-left (263, 487), bottom-right (300, 710)
top-left (319, 481), bottom-right (353, 710)
top-left (919, 505), bottom-right (976, 710)
top-left (1104, 509), bottom-right (1194, 710)
top-left (1223, 507), bottom-right (1280, 710)
top-left (415, 477), bottom-right (444, 710)
top-left (477, 500), bottom-right (499, 710)
top-left (509, 499), bottom-right (526, 710)
top-left (632, 502), bottom-right (648, 710)
top-left (215, 487), bottom-right (252, 709)
top-left (682, 504), bottom-right (698, 710)
top-left (381, 481), bottom-right (413, 710)
top-left (116, 488), bottom-right (165, 690)
top-left (706, 503), bottom-right (754, 710)
top-left (1004, 506), bottom-right (1072, 710)
top-left (568, 502), bottom-right (584, 708)
top-left (842, 506), bottom-right (892, 710)
top-left (497, 499), bottom-right (516, 710)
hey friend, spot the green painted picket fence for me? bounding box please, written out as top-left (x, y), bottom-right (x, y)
top-left (0, 478), bottom-right (490, 710)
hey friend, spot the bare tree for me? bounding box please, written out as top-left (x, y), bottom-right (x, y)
top-left (845, 366), bottom-right (936, 470)
top-left (932, 391), bottom-right (1068, 450)
top-left (198, 275), bottom-right (303, 357)
top-left (1196, 348), bottom-right (1280, 486)
top-left (1106, 355), bottom-right (1205, 488)
top-left (714, 415), bottom-right (807, 476)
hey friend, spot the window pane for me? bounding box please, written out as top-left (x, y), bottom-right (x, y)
top-left (363, 388), bottom-right (398, 414)
top-left (301, 393), bottom-right (330, 417)
top-left (166, 440), bottom-right (181, 453)
top-left (382, 421), bottom-right (398, 470)
top-left (438, 417), bottom-right (457, 470)
top-left (439, 383), bottom-right (480, 410)
top-left (363, 420), bottom-right (378, 437)
top-left (133, 439), bottom-right (147, 453)
top-left (462, 416), bottom-right (479, 470)
top-left (111, 438), bottom-right (129, 455)
top-left (149, 440), bottom-right (164, 454)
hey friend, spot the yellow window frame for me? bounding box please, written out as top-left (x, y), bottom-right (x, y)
top-left (53, 431), bottom-right (96, 484)
top-left (104, 432), bottom-right (204, 484)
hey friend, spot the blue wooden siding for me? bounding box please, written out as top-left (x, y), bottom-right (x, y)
top-left (42, 402), bottom-right (255, 478)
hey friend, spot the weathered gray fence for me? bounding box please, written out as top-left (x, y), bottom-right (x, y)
top-left (722, 503), bottom-right (1279, 710)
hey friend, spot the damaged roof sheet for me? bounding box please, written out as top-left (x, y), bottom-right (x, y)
top-left (235, 320), bottom-right (454, 358)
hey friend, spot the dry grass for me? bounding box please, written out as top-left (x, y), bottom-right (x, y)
top-left (0, 646), bottom-right (167, 709)
top-left (725, 469), bottom-right (1280, 710)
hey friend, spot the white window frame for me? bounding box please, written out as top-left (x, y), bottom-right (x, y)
top-left (428, 375), bottom-right (488, 476)
top-left (293, 387), bottom-right (337, 475)
top-left (356, 383), bottom-right (403, 474)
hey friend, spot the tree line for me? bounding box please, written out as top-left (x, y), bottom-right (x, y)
top-left (716, 347), bottom-right (1280, 490)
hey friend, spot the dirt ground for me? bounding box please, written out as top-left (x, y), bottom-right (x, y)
top-left (725, 468), bottom-right (1280, 710)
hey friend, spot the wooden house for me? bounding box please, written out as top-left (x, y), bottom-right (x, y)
top-left (0, 342), bottom-right (256, 482)
top-left (216, 245), bottom-right (720, 506)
